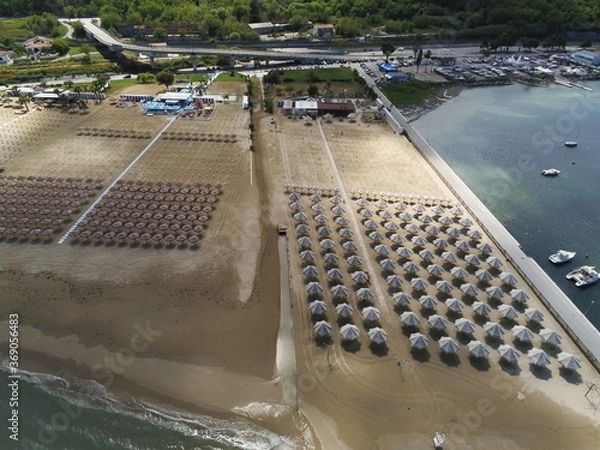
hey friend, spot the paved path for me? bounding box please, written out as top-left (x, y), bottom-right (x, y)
top-left (277, 234), bottom-right (298, 410)
top-left (371, 85), bottom-right (600, 369)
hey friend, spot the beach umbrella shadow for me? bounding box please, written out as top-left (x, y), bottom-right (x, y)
top-left (529, 364), bottom-right (552, 380)
top-left (440, 352), bottom-right (460, 367)
top-left (468, 355), bottom-right (491, 371)
top-left (558, 367), bottom-right (582, 385)
top-left (499, 359), bottom-right (521, 376)
top-left (410, 348), bottom-right (430, 363)
top-left (369, 341), bottom-right (389, 357)
top-left (342, 339), bottom-right (361, 353)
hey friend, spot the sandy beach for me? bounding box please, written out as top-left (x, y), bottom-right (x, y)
top-left (1, 78), bottom-right (600, 449)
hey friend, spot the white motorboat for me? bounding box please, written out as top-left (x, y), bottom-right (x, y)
top-left (564, 141), bottom-right (578, 147)
top-left (541, 168), bottom-right (560, 176)
top-left (566, 266), bottom-right (600, 287)
top-left (433, 432), bottom-right (446, 449)
top-left (548, 250), bottom-right (576, 264)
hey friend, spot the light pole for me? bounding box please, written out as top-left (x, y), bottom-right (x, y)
top-left (584, 300), bottom-right (595, 316)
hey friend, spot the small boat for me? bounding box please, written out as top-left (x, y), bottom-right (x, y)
top-left (541, 168), bottom-right (560, 176)
top-left (549, 250), bottom-right (576, 264)
top-left (564, 141), bottom-right (578, 147)
top-left (566, 266), bottom-right (600, 287)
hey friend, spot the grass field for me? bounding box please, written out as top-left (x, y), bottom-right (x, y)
top-left (215, 72), bottom-right (247, 82)
top-left (105, 78), bottom-right (139, 94)
top-left (380, 80), bottom-right (439, 105)
top-left (278, 67), bottom-right (356, 83)
top-left (0, 18), bottom-right (32, 41)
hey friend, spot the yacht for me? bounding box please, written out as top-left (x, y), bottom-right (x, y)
top-left (564, 141), bottom-right (578, 147)
top-left (548, 250), bottom-right (576, 264)
top-left (566, 266), bottom-right (600, 287)
top-left (541, 168), bottom-right (560, 176)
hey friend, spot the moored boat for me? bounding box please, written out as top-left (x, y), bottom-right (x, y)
top-left (541, 168), bottom-right (560, 176)
top-left (566, 266), bottom-right (600, 287)
top-left (564, 141), bottom-right (578, 147)
top-left (549, 250), bottom-right (576, 264)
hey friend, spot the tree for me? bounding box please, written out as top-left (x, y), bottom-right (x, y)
top-left (52, 38), bottom-right (71, 56)
top-left (156, 70), bottom-right (175, 89)
top-left (580, 39), bottom-right (592, 49)
top-left (91, 74), bottom-right (109, 95)
top-left (381, 41), bottom-right (395, 63)
top-left (307, 85), bottom-right (319, 97)
top-left (71, 21), bottom-right (86, 39)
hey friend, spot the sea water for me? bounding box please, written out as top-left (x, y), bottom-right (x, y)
top-left (413, 80), bottom-right (600, 327)
top-left (0, 365), bottom-right (296, 449)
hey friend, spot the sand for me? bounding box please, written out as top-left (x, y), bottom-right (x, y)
top-left (1, 79), bottom-right (600, 450)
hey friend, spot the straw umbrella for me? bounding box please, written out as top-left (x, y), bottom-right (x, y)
top-left (340, 323), bottom-right (360, 341)
top-left (498, 344), bottom-right (521, 363)
top-left (455, 318), bottom-right (476, 335)
top-left (540, 328), bottom-right (562, 346)
top-left (367, 327), bottom-right (388, 344)
top-left (467, 340), bottom-right (489, 358)
top-left (438, 337), bottom-right (460, 354)
top-left (398, 312), bottom-right (419, 328)
top-left (557, 352), bottom-right (581, 371)
top-left (392, 292), bottom-right (411, 307)
top-left (409, 332), bottom-right (429, 350)
top-left (528, 349), bottom-right (551, 367)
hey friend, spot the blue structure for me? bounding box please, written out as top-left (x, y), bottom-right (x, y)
top-left (379, 63), bottom-right (398, 73)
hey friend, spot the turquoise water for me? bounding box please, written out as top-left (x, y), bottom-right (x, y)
top-left (413, 81), bottom-right (600, 326)
top-left (0, 367), bottom-right (293, 449)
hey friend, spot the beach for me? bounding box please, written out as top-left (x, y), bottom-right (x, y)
top-left (1, 79), bottom-right (600, 449)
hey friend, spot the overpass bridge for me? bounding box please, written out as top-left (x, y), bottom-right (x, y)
top-left (74, 18), bottom-right (361, 70)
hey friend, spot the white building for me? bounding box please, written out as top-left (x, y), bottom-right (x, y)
top-left (295, 100), bottom-right (318, 117)
top-left (312, 24), bottom-right (335, 38)
top-left (570, 50), bottom-right (600, 67)
top-left (0, 50), bottom-right (14, 65)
